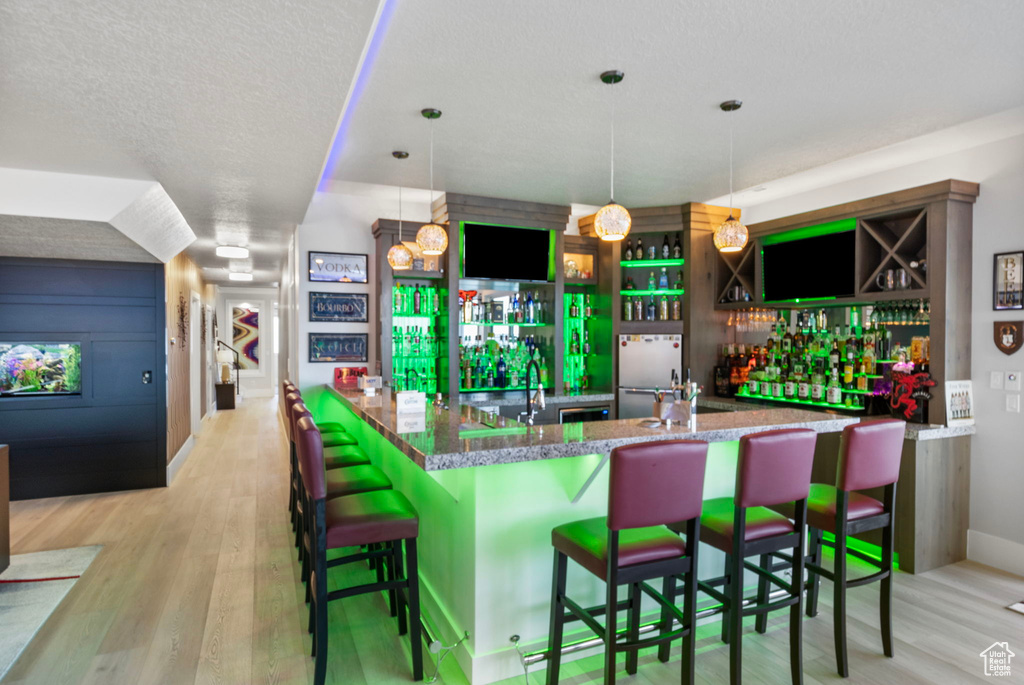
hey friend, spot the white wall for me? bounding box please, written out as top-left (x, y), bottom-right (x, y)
top-left (740, 132), bottom-right (1024, 571)
top-left (217, 285), bottom-right (279, 398)
top-left (295, 186), bottom-right (431, 392)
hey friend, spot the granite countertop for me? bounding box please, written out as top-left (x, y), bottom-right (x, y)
top-left (326, 385), bottom-right (858, 471)
top-left (460, 390), bottom-right (615, 408)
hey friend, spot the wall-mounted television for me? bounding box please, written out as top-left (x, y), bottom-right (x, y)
top-left (0, 342), bottom-right (82, 396)
top-left (462, 222), bottom-right (554, 282)
top-left (761, 222), bottom-right (857, 302)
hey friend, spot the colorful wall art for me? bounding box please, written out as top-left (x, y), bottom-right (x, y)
top-left (232, 306), bottom-right (260, 370)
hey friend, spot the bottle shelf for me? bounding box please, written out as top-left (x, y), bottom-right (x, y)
top-left (620, 289), bottom-right (685, 296)
top-left (459, 385), bottom-right (546, 393)
top-left (394, 313), bottom-right (441, 319)
top-left (620, 258), bottom-right (685, 268)
top-left (458, 321), bottom-right (551, 327)
top-left (735, 388), bottom-right (865, 411)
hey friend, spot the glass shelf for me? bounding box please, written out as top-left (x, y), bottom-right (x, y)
top-left (394, 313), bottom-right (441, 318)
top-left (620, 259), bottom-right (685, 268)
top-left (620, 289), bottom-right (685, 296)
top-left (736, 388), bottom-right (865, 411)
top-left (459, 385), bottom-right (541, 393)
top-left (458, 321), bottom-right (551, 327)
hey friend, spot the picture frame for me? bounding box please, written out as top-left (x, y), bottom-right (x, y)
top-left (309, 333), bottom-right (368, 363)
top-left (309, 292), bottom-right (368, 323)
top-left (993, 251), bottom-right (1023, 310)
top-left (944, 379), bottom-right (975, 427)
top-left (308, 251), bottom-right (368, 284)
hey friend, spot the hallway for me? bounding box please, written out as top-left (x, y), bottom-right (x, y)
top-left (2, 398), bottom-right (1021, 684)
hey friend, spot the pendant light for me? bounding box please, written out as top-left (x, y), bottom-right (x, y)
top-left (386, 151), bottom-right (414, 270)
top-left (416, 108), bottom-right (448, 256)
top-left (713, 99), bottom-right (749, 253)
top-left (593, 70), bottom-right (631, 242)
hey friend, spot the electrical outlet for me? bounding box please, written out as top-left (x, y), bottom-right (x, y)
top-left (991, 371), bottom-right (1004, 389)
top-left (1008, 394), bottom-right (1021, 413)
top-left (1007, 372), bottom-right (1022, 392)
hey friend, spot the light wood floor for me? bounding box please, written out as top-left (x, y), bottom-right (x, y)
top-left (3, 398), bottom-right (1022, 685)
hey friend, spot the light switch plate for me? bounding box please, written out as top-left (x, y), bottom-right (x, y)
top-left (991, 371), bottom-right (1005, 389)
top-left (1007, 372), bottom-right (1022, 392)
top-left (1008, 394), bottom-right (1021, 413)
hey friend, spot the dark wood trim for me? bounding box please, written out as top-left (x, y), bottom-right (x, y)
top-left (0, 445), bottom-right (8, 575)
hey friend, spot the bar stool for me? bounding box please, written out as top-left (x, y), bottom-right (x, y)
top-left (698, 428), bottom-right (817, 685)
top-left (546, 440), bottom-right (708, 685)
top-left (295, 415), bottom-right (423, 683)
top-left (781, 419), bottom-right (904, 677)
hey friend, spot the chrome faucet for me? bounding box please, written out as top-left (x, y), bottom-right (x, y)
top-left (405, 368), bottom-right (418, 392)
top-left (524, 359), bottom-right (546, 425)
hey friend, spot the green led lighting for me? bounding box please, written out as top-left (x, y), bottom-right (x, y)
top-left (458, 322), bottom-right (551, 327)
top-left (736, 388), bottom-right (864, 411)
top-left (458, 426), bottom-right (531, 439)
top-left (620, 258), bottom-right (685, 268)
top-left (620, 289), bottom-right (684, 296)
top-left (822, 531), bottom-right (899, 569)
top-left (761, 217), bottom-right (857, 246)
top-left (763, 296), bottom-right (838, 305)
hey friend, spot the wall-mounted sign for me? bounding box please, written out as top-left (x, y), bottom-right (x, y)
top-left (995, 321), bottom-right (1023, 355)
top-left (309, 252), bottom-right (368, 283)
top-left (309, 333), bottom-right (367, 363)
top-left (994, 251), bottom-right (1023, 310)
top-left (309, 292), bottom-right (368, 322)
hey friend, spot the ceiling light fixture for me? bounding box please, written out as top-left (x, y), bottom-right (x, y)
top-left (415, 108), bottom-right (448, 256)
top-left (387, 151), bottom-right (414, 271)
top-left (713, 99), bottom-right (749, 253)
top-left (228, 272), bottom-right (253, 281)
top-left (216, 245), bottom-right (249, 259)
top-left (592, 70), bottom-right (631, 242)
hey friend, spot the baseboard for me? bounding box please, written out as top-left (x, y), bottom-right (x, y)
top-left (166, 435), bottom-right (195, 486)
top-left (968, 529), bottom-right (1024, 576)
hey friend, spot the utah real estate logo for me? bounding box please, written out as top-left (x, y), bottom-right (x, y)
top-left (979, 642), bottom-right (1014, 677)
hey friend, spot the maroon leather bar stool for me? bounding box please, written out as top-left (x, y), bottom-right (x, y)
top-left (295, 415), bottom-right (422, 683)
top-left (779, 419), bottom-right (905, 677)
top-left (698, 428), bottom-right (817, 685)
top-left (546, 440), bottom-right (708, 685)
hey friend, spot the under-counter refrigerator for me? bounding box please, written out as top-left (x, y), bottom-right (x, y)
top-left (617, 334), bottom-right (682, 419)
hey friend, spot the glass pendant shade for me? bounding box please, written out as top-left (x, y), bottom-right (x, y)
top-left (713, 215), bottom-right (749, 253)
top-left (387, 242), bottom-right (414, 270)
top-left (594, 202), bottom-right (631, 241)
top-left (416, 223), bottom-right (448, 255)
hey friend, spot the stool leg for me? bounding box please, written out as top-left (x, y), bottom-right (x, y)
top-left (625, 582), bottom-right (641, 675)
top-left (682, 556), bottom-right (698, 685)
top-left (395, 541), bottom-right (408, 635)
top-left (406, 538), bottom-right (423, 681)
top-left (880, 521), bottom-right (895, 659)
top-left (386, 542), bottom-right (398, 619)
top-left (545, 551), bottom-right (568, 685)
top-left (604, 577), bottom-right (619, 685)
top-left (806, 528), bottom-right (821, 618)
top-left (833, 531), bottom-right (849, 677)
top-left (755, 554), bottom-right (770, 634)
top-left (657, 574), bottom-right (676, 663)
top-left (721, 553), bottom-right (732, 644)
top-left (727, 552), bottom-right (744, 685)
top-left (790, 534), bottom-right (806, 685)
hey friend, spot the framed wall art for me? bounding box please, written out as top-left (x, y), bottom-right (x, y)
top-left (308, 251), bottom-right (368, 284)
top-left (309, 292), bottom-right (368, 323)
top-left (994, 251), bottom-right (1023, 310)
top-left (309, 333), bottom-right (368, 363)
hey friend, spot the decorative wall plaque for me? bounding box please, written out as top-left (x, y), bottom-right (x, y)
top-left (309, 292), bottom-right (368, 322)
top-left (308, 252), bottom-right (368, 283)
top-left (995, 321), bottom-right (1023, 355)
top-left (309, 333), bottom-right (368, 363)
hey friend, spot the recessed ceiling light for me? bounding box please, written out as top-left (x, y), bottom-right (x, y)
top-left (216, 245), bottom-right (249, 258)
top-left (228, 272), bottom-right (253, 281)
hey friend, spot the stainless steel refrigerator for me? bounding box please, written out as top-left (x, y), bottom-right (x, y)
top-left (617, 334), bottom-right (683, 419)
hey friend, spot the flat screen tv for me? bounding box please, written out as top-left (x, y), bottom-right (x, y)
top-left (462, 223), bottom-right (553, 282)
top-left (761, 230), bottom-right (856, 302)
top-left (0, 342), bottom-right (81, 396)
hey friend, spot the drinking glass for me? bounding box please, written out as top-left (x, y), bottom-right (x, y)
top-left (896, 268), bottom-right (911, 290)
top-left (876, 269), bottom-right (895, 291)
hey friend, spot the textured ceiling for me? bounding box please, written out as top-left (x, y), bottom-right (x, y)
top-left (0, 215), bottom-right (159, 263)
top-left (0, 0), bottom-right (383, 284)
top-left (327, 0), bottom-right (1024, 209)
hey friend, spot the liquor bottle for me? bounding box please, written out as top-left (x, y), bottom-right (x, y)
top-left (784, 368), bottom-right (796, 400)
top-left (623, 296), bottom-right (634, 321)
top-left (798, 372), bottom-right (810, 401)
top-left (582, 330), bottom-right (591, 355)
top-left (659, 295), bottom-right (669, 321)
top-left (673, 234), bottom-right (682, 259)
top-left (782, 317), bottom-right (793, 353)
top-left (496, 354), bottom-right (507, 388)
top-left (526, 291), bottom-right (535, 324)
top-left (395, 284), bottom-right (404, 312)
top-left (511, 293), bottom-right (519, 323)
top-left (646, 297), bottom-right (656, 321)
top-left (793, 313), bottom-right (805, 351)
top-left (635, 236), bottom-right (644, 260)
top-left (662, 233), bottom-right (670, 259)
top-left (633, 296), bottom-right (643, 321)
top-left (658, 267), bottom-right (669, 289)
top-left (624, 238), bottom-right (633, 261)
top-left (570, 330), bottom-right (579, 354)
top-left (486, 365), bottom-right (495, 388)
top-left (671, 296), bottom-right (681, 320)
top-left (584, 294), bottom-right (593, 318)
top-left (829, 337), bottom-right (840, 368)
top-left (413, 285), bottom-right (422, 314)
top-left (433, 288), bottom-right (440, 314)
top-left (826, 368), bottom-right (842, 405)
top-left (674, 270), bottom-right (684, 290)
top-left (772, 366), bottom-right (784, 398)
top-left (648, 241), bottom-right (657, 260)
top-left (540, 357), bottom-right (549, 386)
top-left (647, 271), bottom-right (656, 290)
top-left (843, 357), bottom-right (854, 389)
top-left (811, 362), bottom-right (825, 402)
top-left (569, 298), bottom-right (578, 318)
top-left (509, 364), bottom-right (519, 388)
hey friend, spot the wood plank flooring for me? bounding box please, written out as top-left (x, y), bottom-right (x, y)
top-left (3, 398), bottom-right (1022, 684)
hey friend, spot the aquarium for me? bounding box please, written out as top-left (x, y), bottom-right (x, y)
top-left (0, 342), bottom-right (82, 396)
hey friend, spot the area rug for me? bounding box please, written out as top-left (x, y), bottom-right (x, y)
top-left (0, 545), bottom-right (102, 680)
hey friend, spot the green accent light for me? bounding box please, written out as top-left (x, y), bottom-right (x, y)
top-left (822, 531), bottom-right (898, 569)
top-left (736, 388), bottom-right (865, 411)
top-left (763, 296), bottom-right (838, 305)
top-left (761, 217), bottom-right (857, 246)
top-left (619, 258), bottom-right (685, 268)
top-left (458, 426), bottom-right (531, 439)
top-left (620, 289), bottom-right (684, 296)
top-left (458, 322), bottom-right (551, 327)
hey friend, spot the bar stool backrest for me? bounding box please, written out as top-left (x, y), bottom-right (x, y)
top-left (284, 392), bottom-right (303, 441)
top-left (836, 419), bottom-right (906, 492)
top-left (282, 380), bottom-right (296, 395)
top-left (295, 415), bottom-right (327, 501)
top-left (608, 439), bottom-right (709, 531)
top-left (736, 429), bottom-right (817, 509)
top-left (290, 400), bottom-right (317, 441)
